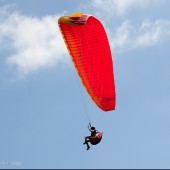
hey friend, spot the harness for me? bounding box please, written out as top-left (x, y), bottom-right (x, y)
top-left (89, 132), bottom-right (103, 145)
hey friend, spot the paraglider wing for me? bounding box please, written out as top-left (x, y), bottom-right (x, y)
top-left (58, 12), bottom-right (116, 111)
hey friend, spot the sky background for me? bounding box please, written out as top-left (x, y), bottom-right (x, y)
top-left (0, 0), bottom-right (170, 169)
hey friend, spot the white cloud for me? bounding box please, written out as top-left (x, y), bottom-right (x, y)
top-left (109, 19), bottom-right (170, 54)
top-left (1, 3), bottom-right (170, 76)
top-left (91, 0), bottom-right (160, 17)
top-left (80, 0), bottom-right (170, 54)
top-left (0, 6), bottom-right (67, 75)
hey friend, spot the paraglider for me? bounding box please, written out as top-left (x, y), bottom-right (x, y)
top-left (58, 12), bottom-right (116, 150)
top-left (83, 123), bottom-right (103, 150)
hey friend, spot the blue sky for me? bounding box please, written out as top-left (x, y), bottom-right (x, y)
top-left (0, 0), bottom-right (170, 169)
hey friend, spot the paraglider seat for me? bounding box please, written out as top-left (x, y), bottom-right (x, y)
top-left (89, 132), bottom-right (103, 145)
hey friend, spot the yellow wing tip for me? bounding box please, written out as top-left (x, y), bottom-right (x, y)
top-left (68, 12), bottom-right (82, 18)
top-left (58, 12), bottom-right (82, 24)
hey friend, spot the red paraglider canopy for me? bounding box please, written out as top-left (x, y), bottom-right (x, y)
top-left (58, 12), bottom-right (116, 112)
